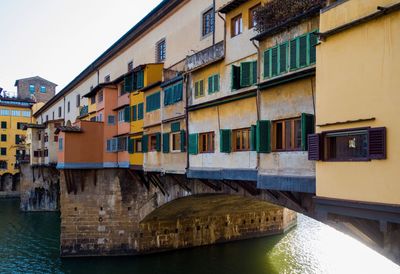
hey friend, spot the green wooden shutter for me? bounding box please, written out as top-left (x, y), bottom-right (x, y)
top-left (250, 125), bottom-right (257, 151)
top-left (174, 82), bottom-right (183, 102)
top-left (124, 106), bottom-right (131, 122)
top-left (213, 74), bottom-right (220, 92)
top-left (271, 47), bottom-right (278, 76)
top-left (142, 135), bottom-right (148, 153)
top-left (299, 35), bottom-right (308, 67)
top-left (188, 133), bottom-right (198, 155)
top-left (240, 62), bottom-right (251, 87)
top-left (199, 80), bottom-right (204, 96)
top-left (309, 32), bottom-right (318, 64)
top-left (180, 130), bottom-right (186, 152)
top-left (264, 49), bottom-right (271, 78)
top-left (208, 76), bottom-right (214, 94)
top-left (128, 138), bottom-right (134, 154)
top-left (132, 105), bottom-right (137, 121)
top-left (220, 129), bottom-right (231, 153)
top-left (279, 43), bottom-right (288, 74)
top-left (124, 73), bottom-right (134, 92)
top-left (256, 120), bottom-right (271, 153)
top-left (155, 133), bottom-right (161, 152)
top-left (138, 103), bottom-right (144, 120)
top-left (162, 133), bottom-right (170, 153)
top-left (290, 39), bottom-right (298, 70)
top-left (137, 70), bottom-right (144, 89)
top-left (251, 61), bottom-right (257, 85)
top-left (171, 122), bottom-right (180, 132)
top-left (301, 113), bottom-right (315, 151)
top-left (231, 65), bottom-right (241, 90)
top-left (195, 81), bottom-right (199, 97)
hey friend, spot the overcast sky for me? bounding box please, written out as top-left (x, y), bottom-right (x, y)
top-left (0, 0), bottom-right (162, 96)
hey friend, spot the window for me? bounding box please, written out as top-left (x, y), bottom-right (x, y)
top-left (29, 85), bottom-right (35, 94)
top-left (149, 135), bottom-right (158, 151)
top-left (104, 75), bottom-right (111, 83)
top-left (272, 118), bottom-right (302, 151)
top-left (134, 139), bottom-right (143, 153)
top-left (194, 80), bottom-right (204, 98)
top-left (208, 74), bottom-right (220, 94)
top-left (231, 61), bottom-right (257, 90)
top-left (202, 8), bottom-right (214, 37)
top-left (249, 4), bottom-right (261, 29)
top-left (164, 81), bottom-right (183, 106)
top-left (38, 132), bottom-right (41, 141)
top-left (58, 106), bottom-right (62, 117)
top-left (17, 122), bottom-right (25, 130)
top-left (231, 14), bottom-right (243, 37)
top-left (40, 86), bottom-right (46, 93)
top-left (146, 92), bottom-right (161, 112)
top-left (1, 122), bottom-right (7, 129)
top-left (98, 90), bottom-right (103, 103)
top-left (199, 132), bottom-right (214, 153)
top-left (58, 138), bottom-right (63, 151)
top-left (264, 31), bottom-right (318, 79)
top-left (22, 111), bottom-right (30, 117)
top-left (67, 101), bottom-right (70, 113)
top-left (138, 103), bottom-right (144, 120)
top-left (16, 135), bottom-right (22, 144)
top-left (76, 94), bottom-right (81, 107)
top-left (52, 111), bottom-right (55, 120)
top-left (107, 115), bottom-right (115, 125)
top-left (0, 109), bottom-right (10, 116)
top-left (118, 110), bottom-right (124, 122)
top-left (1, 148), bottom-right (7, 156)
top-left (98, 113), bottom-right (103, 122)
top-left (11, 110), bottom-right (21, 117)
top-left (171, 132), bottom-right (181, 152)
top-left (1, 135), bottom-right (6, 142)
top-left (136, 70), bottom-right (144, 89)
top-left (117, 137), bottom-right (127, 152)
top-left (325, 130), bottom-right (369, 161)
top-left (106, 138), bottom-right (118, 152)
top-left (128, 61), bottom-right (134, 72)
top-left (156, 39), bottom-right (166, 62)
top-left (0, 161), bottom-right (7, 170)
top-left (90, 96), bottom-right (96, 105)
top-left (54, 135), bottom-right (58, 142)
top-left (232, 128), bottom-right (251, 151)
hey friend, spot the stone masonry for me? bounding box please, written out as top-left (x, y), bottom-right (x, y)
top-left (15, 76), bottom-right (56, 103)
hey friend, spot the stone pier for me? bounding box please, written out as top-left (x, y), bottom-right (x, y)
top-left (59, 169), bottom-right (297, 257)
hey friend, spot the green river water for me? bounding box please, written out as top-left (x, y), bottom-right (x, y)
top-left (0, 199), bottom-right (399, 274)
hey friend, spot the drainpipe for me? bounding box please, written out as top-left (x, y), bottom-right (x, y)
top-left (252, 40), bottom-right (261, 170)
top-left (63, 97), bottom-right (66, 126)
top-left (212, 0), bottom-right (216, 45)
top-left (185, 73), bottom-right (190, 171)
top-left (217, 12), bottom-right (226, 57)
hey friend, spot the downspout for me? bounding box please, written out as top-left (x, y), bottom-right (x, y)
top-left (212, 0), bottom-right (216, 45)
top-left (63, 97), bottom-right (66, 126)
top-left (184, 73), bottom-right (190, 171)
top-left (252, 40), bottom-right (261, 170)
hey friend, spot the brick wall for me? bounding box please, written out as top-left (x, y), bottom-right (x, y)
top-left (17, 78), bottom-right (56, 103)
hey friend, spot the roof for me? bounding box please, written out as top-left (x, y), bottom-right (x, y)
top-left (0, 97), bottom-right (35, 108)
top-left (34, 0), bottom-right (182, 118)
top-left (83, 83), bottom-right (115, 98)
top-left (23, 123), bottom-right (46, 130)
top-left (14, 76), bottom-right (57, 87)
top-left (54, 126), bottom-right (82, 134)
top-left (218, 0), bottom-right (249, 14)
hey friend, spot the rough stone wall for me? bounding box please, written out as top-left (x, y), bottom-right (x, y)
top-left (17, 78), bottom-right (56, 103)
top-left (0, 173), bottom-right (19, 198)
top-left (19, 164), bottom-right (59, 211)
top-left (60, 169), bottom-right (297, 257)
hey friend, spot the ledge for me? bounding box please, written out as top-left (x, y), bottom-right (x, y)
top-left (258, 67), bottom-right (315, 90)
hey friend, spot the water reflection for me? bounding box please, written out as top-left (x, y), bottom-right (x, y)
top-left (0, 199), bottom-right (399, 274)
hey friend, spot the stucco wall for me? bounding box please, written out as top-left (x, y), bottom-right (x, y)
top-left (316, 0), bottom-right (400, 204)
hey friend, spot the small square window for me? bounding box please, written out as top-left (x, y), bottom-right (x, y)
top-left (1, 121), bottom-right (7, 129)
top-left (194, 80), bottom-right (205, 98)
top-left (0, 148), bottom-right (7, 156)
top-left (134, 139), bottom-right (142, 153)
top-left (249, 4), bottom-right (261, 29)
top-left (98, 90), bottom-right (104, 103)
top-left (199, 132), bottom-right (214, 153)
top-left (108, 115), bottom-right (115, 125)
top-left (171, 132), bottom-right (181, 152)
top-left (29, 85), bottom-right (35, 94)
top-left (1, 135), bottom-right (6, 142)
top-left (128, 61), bottom-right (134, 72)
top-left (40, 86), bottom-right (47, 93)
top-left (104, 75), bottom-right (111, 83)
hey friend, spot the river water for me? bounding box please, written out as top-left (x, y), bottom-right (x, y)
top-left (0, 199), bottom-right (399, 274)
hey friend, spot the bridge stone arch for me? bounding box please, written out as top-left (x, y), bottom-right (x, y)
top-left (59, 169), bottom-right (311, 257)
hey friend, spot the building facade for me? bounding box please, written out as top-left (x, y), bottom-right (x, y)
top-left (15, 76), bottom-right (57, 103)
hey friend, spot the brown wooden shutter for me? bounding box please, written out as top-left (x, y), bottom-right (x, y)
top-left (369, 127), bottom-right (386, 160)
top-left (308, 133), bottom-right (321, 161)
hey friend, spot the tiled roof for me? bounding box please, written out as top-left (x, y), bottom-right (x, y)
top-left (54, 126), bottom-right (82, 134)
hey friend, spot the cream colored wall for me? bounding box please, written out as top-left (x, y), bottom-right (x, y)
top-left (162, 119), bottom-right (187, 174)
top-left (259, 78), bottom-right (315, 177)
top-left (143, 125), bottom-right (162, 172)
top-left (316, 0), bottom-right (400, 204)
top-left (189, 96), bottom-right (257, 170)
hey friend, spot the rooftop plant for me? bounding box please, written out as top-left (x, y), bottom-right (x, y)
top-left (254, 0), bottom-right (326, 33)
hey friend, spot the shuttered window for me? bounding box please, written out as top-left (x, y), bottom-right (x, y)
top-left (136, 70), bottom-right (144, 89)
top-left (231, 65), bottom-right (241, 90)
top-left (310, 127), bottom-right (387, 161)
top-left (220, 129), bottom-right (231, 153)
top-left (123, 106), bottom-right (131, 122)
top-left (124, 72), bottom-right (134, 93)
top-left (264, 31), bottom-right (318, 78)
top-left (301, 113), bottom-right (315, 151)
top-left (142, 135), bottom-right (148, 153)
top-left (164, 81), bottom-right (183, 106)
top-left (128, 138), bottom-right (134, 154)
top-left (132, 105), bottom-right (137, 121)
top-left (138, 103), bottom-right (144, 120)
top-left (194, 80), bottom-right (204, 98)
top-left (208, 74), bottom-right (220, 94)
top-left (180, 130), bottom-right (186, 152)
top-left (188, 133), bottom-right (198, 155)
top-left (171, 122), bottom-right (180, 132)
top-left (146, 92), bottom-right (161, 112)
top-left (256, 120), bottom-right (271, 153)
top-left (162, 133), bottom-right (170, 153)
top-left (240, 61), bottom-right (257, 87)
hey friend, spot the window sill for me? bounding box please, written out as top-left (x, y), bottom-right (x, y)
top-left (323, 158), bottom-right (371, 162)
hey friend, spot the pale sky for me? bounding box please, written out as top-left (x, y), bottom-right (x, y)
top-left (0, 0), bottom-right (162, 96)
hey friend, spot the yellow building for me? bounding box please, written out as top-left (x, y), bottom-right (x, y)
top-left (0, 98), bottom-right (33, 177)
top-left (128, 64), bottom-right (163, 169)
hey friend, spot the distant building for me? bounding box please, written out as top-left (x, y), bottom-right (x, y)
top-left (14, 76), bottom-right (57, 103)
